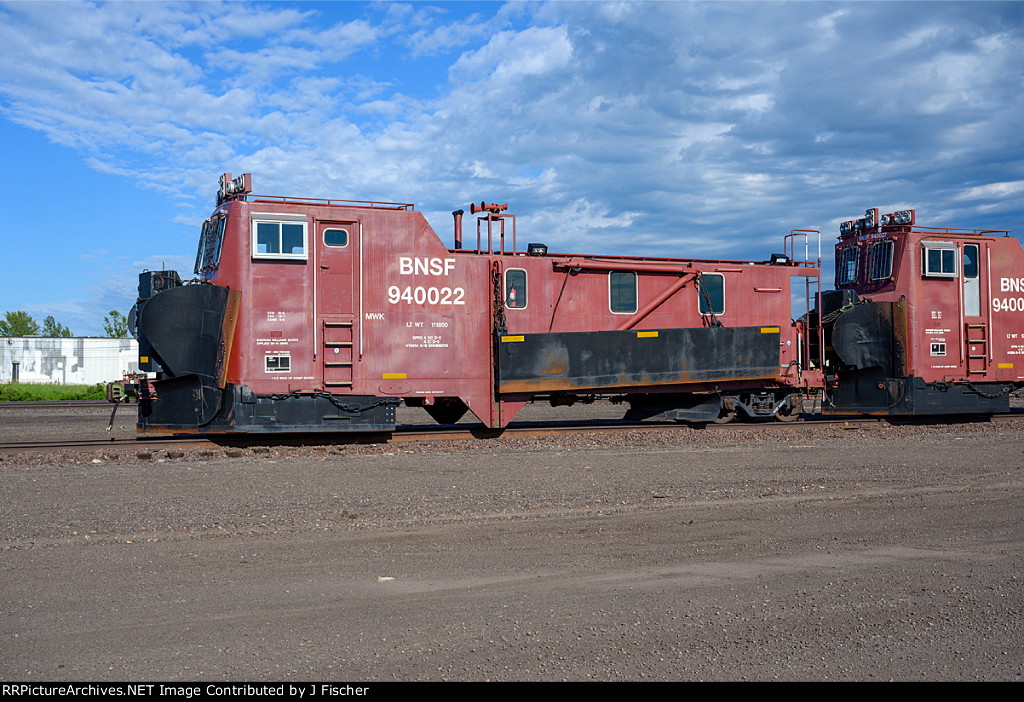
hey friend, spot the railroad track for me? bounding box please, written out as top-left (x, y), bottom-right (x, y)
top-left (0, 400), bottom-right (113, 410)
top-left (3, 412), bottom-right (1013, 458)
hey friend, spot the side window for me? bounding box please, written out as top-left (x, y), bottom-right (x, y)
top-left (194, 215), bottom-right (226, 274)
top-left (922, 242), bottom-right (956, 278)
top-left (212, 217), bottom-right (226, 266)
top-left (963, 243), bottom-right (980, 317)
top-left (837, 246), bottom-right (859, 285)
top-left (868, 240), bottom-right (894, 281)
top-left (324, 228), bottom-right (349, 247)
top-left (963, 244), bottom-right (979, 279)
top-left (505, 268), bottom-right (527, 309)
top-left (698, 273), bottom-right (725, 315)
top-left (609, 271), bottom-right (637, 314)
top-left (194, 224), bottom-right (207, 275)
top-left (251, 214), bottom-right (308, 260)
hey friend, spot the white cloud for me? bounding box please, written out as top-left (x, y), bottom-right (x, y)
top-left (449, 25), bottom-right (573, 82)
top-left (955, 181), bottom-right (1024, 202)
top-left (1, 0), bottom-right (1023, 335)
top-left (404, 10), bottom-right (492, 56)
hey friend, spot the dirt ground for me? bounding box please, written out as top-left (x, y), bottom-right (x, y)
top-left (1, 409), bottom-right (1022, 681)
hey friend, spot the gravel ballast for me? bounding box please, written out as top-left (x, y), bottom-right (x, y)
top-left (1, 406), bottom-right (1022, 681)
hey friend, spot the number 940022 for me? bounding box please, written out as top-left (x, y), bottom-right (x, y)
top-left (387, 285), bottom-right (466, 305)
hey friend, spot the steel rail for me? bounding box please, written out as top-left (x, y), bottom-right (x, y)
top-left (4, 413), bottom-right (1016, 458)
top-left (0, 400), bottom-right (113, 409)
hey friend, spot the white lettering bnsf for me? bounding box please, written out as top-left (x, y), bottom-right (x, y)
top-left (390, 256), bottom-right (465, 305)
top-left (399, 257), bottom-right (456, 276)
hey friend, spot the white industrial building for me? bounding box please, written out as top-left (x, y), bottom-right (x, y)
top-left (0, 337), bottom-right (139, 385)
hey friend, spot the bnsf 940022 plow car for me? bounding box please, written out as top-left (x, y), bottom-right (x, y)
top-left (817, 208), bottom-right (1023, 415)
top-left (125, 173), bottom-right (1021, 434)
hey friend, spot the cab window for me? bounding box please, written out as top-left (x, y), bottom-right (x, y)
top-left (837, 246), bottom-right (859, 285)
top-left (868, 240), bottom-right (894, 281)
top-left (922, 242), bottom-right (956, 278)
top-left (195, 214), bottom-right (226, 274)
top-left (251, 213), bottom-right (308, 260)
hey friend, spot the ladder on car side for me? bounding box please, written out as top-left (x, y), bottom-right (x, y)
top-left (965, 323), bottom-right (988, 375)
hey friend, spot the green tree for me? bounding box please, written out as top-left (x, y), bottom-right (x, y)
top-left (0, 310), bottom-right (40, 336)
top-left (42, 315), bottom-right (72, 337)
top-left (103, 310), bottom-right (129, 337)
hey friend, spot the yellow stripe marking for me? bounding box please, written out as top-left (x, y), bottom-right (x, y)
top-left (999, 363), bottom-right (1013, 369)
top-left (636, 331), bottom-right (659, 338)
top-left (382, 372), bottom-right (407, 379)
top-left (501, 335), bottom-right (525, 343)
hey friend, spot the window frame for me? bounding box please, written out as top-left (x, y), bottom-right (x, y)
top-left (251, 212), bottom-right (308, 261)
top-left (837, 245), bottom-right (859, 286)
top-left (323, 227), bottom-right (349, 248)
top-left (504, 268), bottom-right (528, 309)
top-left (697, 272), bottom-right (725, 316)
top-left (867, 239), bottom-right (895, 281)
top-left (194, 213), bottom-right (226, 275)
top-left (921, 241), bottom-right (957, 278)
top-left (963, 243), bottom-right (979, 280)
top-left (609, 271), bottom-right (638, 314)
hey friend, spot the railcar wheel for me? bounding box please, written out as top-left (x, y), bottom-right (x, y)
top-left (713, 409), bottom-right (736, 424)
top-left (774, 396), bottom-right (802, 422)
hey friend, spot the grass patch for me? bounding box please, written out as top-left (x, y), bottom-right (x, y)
top-left (0, 382), bottom-right (107, 401)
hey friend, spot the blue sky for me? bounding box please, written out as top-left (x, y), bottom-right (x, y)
top-left (1, 0), bottom-right (1022, 336)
